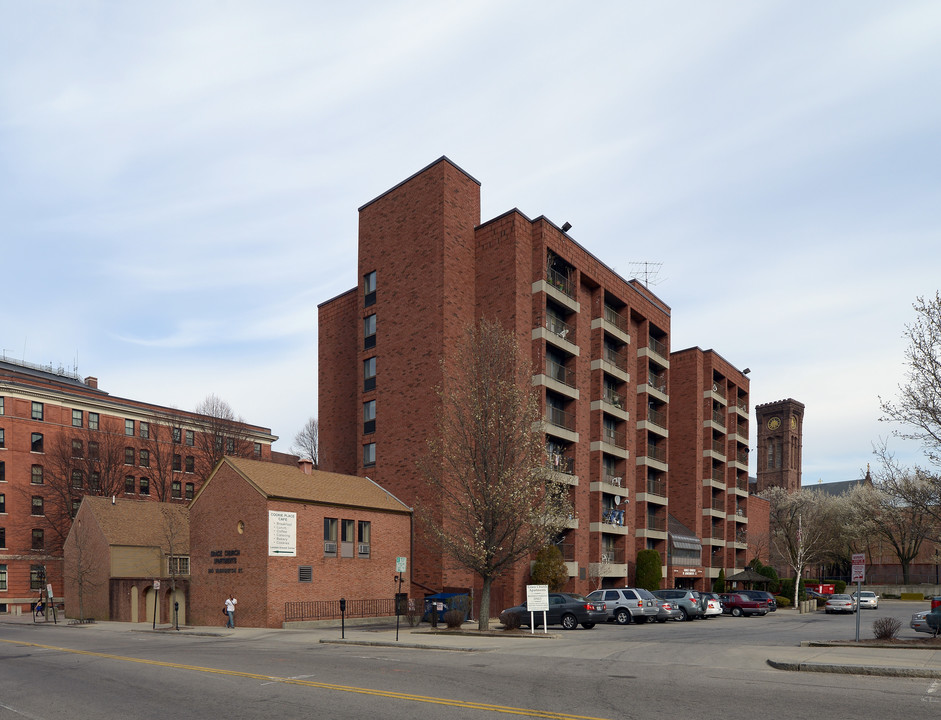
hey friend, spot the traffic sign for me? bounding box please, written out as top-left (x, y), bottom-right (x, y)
top-left (851, 565), bottom-right (865, 582)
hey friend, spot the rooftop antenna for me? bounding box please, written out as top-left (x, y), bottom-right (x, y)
top-left (627, 261), bottom-right (664, 288)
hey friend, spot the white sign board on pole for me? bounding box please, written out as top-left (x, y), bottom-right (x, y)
top-left (268, 510), bottom-right (297, 556)
top-left (851, 553), bottom-right (865, 566)
top-left (526, 584), bottom-right (549, 635)
top-left (851, 565), bottom-right (865, 582)
top-left (396, 556), bottom-right (407, 573)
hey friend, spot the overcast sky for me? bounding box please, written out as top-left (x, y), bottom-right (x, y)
top-left (2, 1), bottom-right (939, 484)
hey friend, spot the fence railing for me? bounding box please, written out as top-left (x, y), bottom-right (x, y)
top-left (285, 598), bottom-right (396, 622)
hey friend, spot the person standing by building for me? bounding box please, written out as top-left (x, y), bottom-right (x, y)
top-left (225, 595), bottom-right (237, 628)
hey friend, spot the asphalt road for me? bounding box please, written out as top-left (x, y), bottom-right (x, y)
top-left (0, 603), bottom-right (937, 719)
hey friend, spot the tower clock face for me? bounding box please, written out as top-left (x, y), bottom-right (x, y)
top-left (790, 416), bottom-right (797, 430)
top-left (767, 416), bottom-right (782, 431)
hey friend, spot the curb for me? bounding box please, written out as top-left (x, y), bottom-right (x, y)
top-left (319, 639), bottom-right (488, 652)
top-left (766, 658), bottom-right (941, 679)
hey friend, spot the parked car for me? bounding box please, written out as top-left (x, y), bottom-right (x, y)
top-left (718, 593), bottom-right (768, 617)
top-left (851, 590), bottom-right (879, 609)
top-left (824, 594), bottom-right (857, 614)
top-left (911, 610), bottom-right (936, 635)
top-left (737, 589), bottom-right (777, 612)
top-left (931, 596), bottom-right (941, 611)
top-left (655, 599), bottom-right (682, 622)
top-left (652, 589), bottom-right (704, 621)
top-left (586, 588), bottom-right (659, 625)
top-left (698, 592), bottom-right (723, 618)
top-left (500, 593), bottom-right (607, 630)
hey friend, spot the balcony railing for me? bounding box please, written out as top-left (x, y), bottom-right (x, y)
top-left (711, 498), bottom-right (725, 511)
top-left (648, 336), bottom-right (667, 358)
top-left (711, 529), bottom-right (725, 540)
top-left (711, 439), bottom-right (725, 454)
top-left (603, 345), bottom-right (628, 372)
top-left (736, 397), bottom-right (747, 412)
top-left (603, 427), bottom-right (626, 448)
top-left (646, 515), bottom-right (666, 532)
top-left (546, 358), bottom-right (576, 387)
top-left (647, 406), bottom-right (666, 428)
top-left (546, 267), bottom-right (575, 299)
top-left (711, 410), bottom-right (726, 427)
top-left (711, 468), bottom-right (725, 483)
top-left (646, 478), bottom-right (666, 497)
top-left (736, 477), bottom-right (749, 491)
top-left (600, 547), bottom-right (625, 564)
top-left (602, 508), bottom-right (626, 526)
top-left (737, 451), bottom-right (748, 465)
top-left (646, 444), bottom-right (666, 462)
top-left (734, 422), bottom-right (748, 437)
top-left (647, 373), bottom-right (666, 392)
top-left (546, 314), bottom-right (573, 341)
top-left (603, 388), bottom-right (625, 409)
top-left (711, 382), bottom-right (727, 399)
top-left (546, 406), bottom-right (575, 431)
top-left (603, 305), bottom-right (628, 333)
top-left (555, 542), bottom-right (575, 562)
top-left (603, 473), bottom-right (624, 488)
top-left (547, 452), bottom-right (575, 475)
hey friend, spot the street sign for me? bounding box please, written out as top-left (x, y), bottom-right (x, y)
top-left (153, 580), bottom-right (160, 590)
top-left (526, 584), bottom-right (549, 611)
top-left (852, 553), bottom-right (865, 565)
top-left (851, 565), bottom-right (865, 582)
top-left (395, 556), bottom-right (407, 573)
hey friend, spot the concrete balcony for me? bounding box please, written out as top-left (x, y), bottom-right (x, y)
top-left (533, 273), bottom-right (580, 313)
top-left (592, 313), bottom-right (631, 347)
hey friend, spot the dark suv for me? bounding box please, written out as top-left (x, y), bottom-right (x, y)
top-left (652, 589), bottom-right (704, 621)
top-left (736, 589), bottom-right (777, 612)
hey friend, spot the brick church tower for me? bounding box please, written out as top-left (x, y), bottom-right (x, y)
top-left (755, 399), bottom-right (804, 493)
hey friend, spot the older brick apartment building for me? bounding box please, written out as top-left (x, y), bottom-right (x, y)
top-left (318, 157), bottom-right (764, 613)
top-left (0, 358), bottom-right (276, 613)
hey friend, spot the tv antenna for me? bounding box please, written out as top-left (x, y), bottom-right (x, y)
top-left (628, 261), bottom-right (664, 288)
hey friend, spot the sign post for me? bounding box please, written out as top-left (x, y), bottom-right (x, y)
top-left (526, 584), bottom-right (549, 635)
top-left (851, 553), bottom-right (865, 642)
top-left (394, 557), bottom-right (407, 641)
top-left (152, 579), bottom-right (160, 630)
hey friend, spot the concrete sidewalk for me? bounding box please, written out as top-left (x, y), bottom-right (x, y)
top-left (4, 614), bottom-right (941, 679)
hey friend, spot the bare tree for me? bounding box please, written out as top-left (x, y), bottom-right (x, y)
top-left (881, 292), bottom-right (941, 465)
top-left (417, 318), bottom-right (571, 630)
top-left (193, 394), bottom-right (254, 479)
top-left (762, 486), bottom-right (846, 608)
top-left (291, 417), bottom-right (320, 467)
top-left (65, 515), bottom-right (103, 621)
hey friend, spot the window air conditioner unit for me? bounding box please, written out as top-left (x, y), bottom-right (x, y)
top-left (358, 544), bottom-right (370, 555)
top-left (324, 542), bottom-right (337, 553)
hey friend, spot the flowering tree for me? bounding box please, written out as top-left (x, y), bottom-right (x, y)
top-left (418, 319), bottom-right (570, 630)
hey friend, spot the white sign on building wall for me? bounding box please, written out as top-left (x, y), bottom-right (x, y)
top-left (268, 511), bottom-right (297, 556)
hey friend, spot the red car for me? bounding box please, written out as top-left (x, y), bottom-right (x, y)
top-left (718, 593), bottom-right (768, 617)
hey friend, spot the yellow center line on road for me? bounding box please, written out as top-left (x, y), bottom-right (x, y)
top-left (0, 638), bottom-right (613, 720)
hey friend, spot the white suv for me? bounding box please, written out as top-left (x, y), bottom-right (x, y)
top-left (587, 588), bottom-right (660, 625)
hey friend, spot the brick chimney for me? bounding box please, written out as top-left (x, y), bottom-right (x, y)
top-left (85, 376), bottom-right (98, 389)
top-left (298, 459), bottom-right (313, 475)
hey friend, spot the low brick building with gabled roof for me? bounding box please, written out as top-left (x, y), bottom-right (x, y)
top-left (188, 457), bottom-right (412, 628)
top-left (63, 496), bottom-right (189, 623)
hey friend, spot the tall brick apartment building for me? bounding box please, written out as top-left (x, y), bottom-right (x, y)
top-left (0, 358), bottom-right (276, 613)
top-left (318, 157), bottom-right (759, 611)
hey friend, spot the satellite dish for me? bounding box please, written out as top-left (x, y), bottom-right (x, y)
top-left (712, 383), bottom-right (719, 392)
top-left (614, 496), bottom-right (622, 505)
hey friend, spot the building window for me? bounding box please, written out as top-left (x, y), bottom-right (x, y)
top-left (363, 442), bottom-right (376, 467)
top-left (72, 409), bottom-right (83, 427)
top-left (139, 477), bottom-right (150, 495)
top-left (298, 566), bottom-right (313, 582)
top-left (364, 270), bottom-right (376, 307)
top-left (0, 529), bottom-right (4, 549)
top-left (89, 472), bottom-right (100, 491)
top-left (167, 556), bottom-right (190, 575)
top-left (0, 397), bottom-right (4, 415)
top-left (31, 529), bottom-right (44, 551)
top-left (125, 476), bottom-right (135, 494)
top-left (72, 439), bottom-right (83, 457)
top-left (185, 429), bottom-right (194, 446)
top-left (88, 441), bottom-right (99, 460)
top-left (341, 519), bottom-right (355, 544)
top-left (71, 469), bottom-right (83, 489)
top-left (184, 455), bottom-right (194, 473)
top-left (324, 518), bottom-right (337, 555)
top-left (31, 465), bottom-right (43, 484)
top-left (139, 449), bottom-right (150, 468)
top-left (185, 482), bottom-right (194, 500)
top-left (173, 427), bottom-right (181, 444)
top-left (0, 428), bottom-right (4, 448)
top-left (173, 454), bottom-right (181, 472)
top-left (31, 433), bottom-right (43, 453)
top-left (253, 442), bottom-right (262, 458)
top-left (125, 447), bottom-right (135, 465)
top-left (139, 421), bottom-right (149, 439)
top-left (30, 565), bottom-right (43, 589)
top-left (358, 521), bottom-right (371, 556)
top-left (89, 412), bottom-right (99, 430)
top-left (171, 480), bottom-right (182, 499)
top-left (0, 563), bottom-right (5, 589)
top-left (31, 496), bottom-right (44, 516)
top-left (364, 314), bottom-right (376, 349)
top-left (0, 493), bottom-right (4, 513)
top-left (125, 419), bottom-right (134, 436)
top-left (363, 400), bottom-right (376, 435)
top-left (0, 460), bottom-right (4, 482)
top-left (32, 402), bottom-right (44, 421)
top-left (364, 357), bottom-right (376, 392)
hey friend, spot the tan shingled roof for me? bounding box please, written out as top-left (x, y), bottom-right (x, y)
top-left (219, 456), bottom-right (411, 514)
top-left (80, 496), bottom-right (190, 554)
